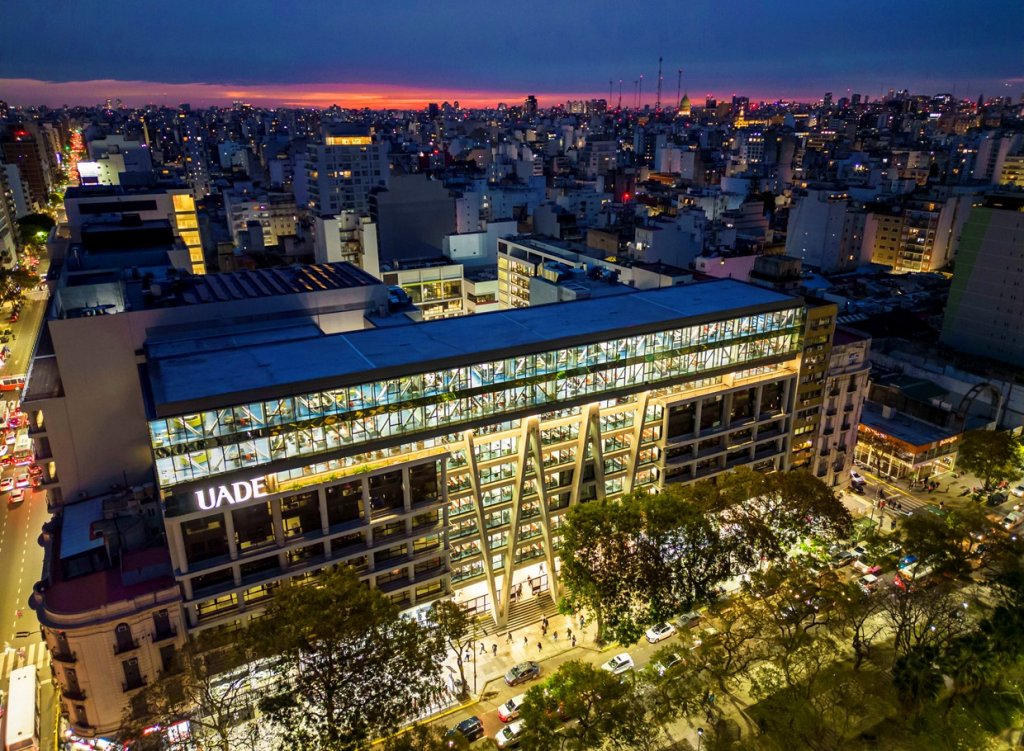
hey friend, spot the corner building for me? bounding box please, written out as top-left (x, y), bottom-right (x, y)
top-left (148, 281), bottom-right (806, 629)
top-left (31, 267), bottom-right (809, 735)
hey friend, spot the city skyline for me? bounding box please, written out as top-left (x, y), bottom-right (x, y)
top-left (2, 0), bottom-right (1022, 108)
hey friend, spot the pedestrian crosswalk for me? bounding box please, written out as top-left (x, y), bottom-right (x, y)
top-left (0, 641), bottom-right (50, 686)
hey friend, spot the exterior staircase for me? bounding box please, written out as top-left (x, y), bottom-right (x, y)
top-left (503, 592), bottom-right (560, 634)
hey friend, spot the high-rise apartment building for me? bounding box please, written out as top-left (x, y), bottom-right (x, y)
top-left (941, 193), bottom-right (1024, 367)
top-left (177, 114), bottom-right (211, 198)
top-left (306, 125), bottom-right (389, 216)
top-left (63, 182), bottom-right (206, 275)
top-left (29, 270), bottom-right (813, 736)
top-left (813, 329), bottom-right (871, 487)
top-left (1, 126), bottom-right (53, 212)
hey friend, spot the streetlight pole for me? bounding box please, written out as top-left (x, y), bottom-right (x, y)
top-left (697, 727), bottom-right (704, 751)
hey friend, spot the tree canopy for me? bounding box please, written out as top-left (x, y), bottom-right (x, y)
top-left (249, 566), bottom-right (447, 751)
top-left (956, 429), bottom-right (1024, 490)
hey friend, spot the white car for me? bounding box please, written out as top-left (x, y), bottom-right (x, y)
top-left (691, 627), bottom-right (719, 650)
top-left (1011, 485), bottom-right (1024, 498)
top-left (497, 693), bottom-right (526, 722)
top-left (601, 652), bottom-right (634, 675)
top-left (645, 622), bottom-right (677, 643)
top-left (494, 720), bottom-right (523, 749)
top-left (15, 473), bottom-right (29, 488)
top-left (651, 652), bottom-right (682, 677)
top-left (0, 477), bottom-right (12, 492)
top-left (850, 469), bottom-right (866, 486)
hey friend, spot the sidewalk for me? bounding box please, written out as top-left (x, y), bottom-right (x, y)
top-left (450, 609), bottom-right (604, 696)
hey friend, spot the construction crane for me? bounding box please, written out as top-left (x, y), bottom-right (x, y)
top-left (655, 56), bottom-right (663, 112)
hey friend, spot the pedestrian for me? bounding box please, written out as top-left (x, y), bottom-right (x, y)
top-left (537, 642), bottom-right (543, 652)
top-left (523, 636), bottom-right (528, 647)
top-left (542, 616), bottom-right (548, 629)
top-left (463, 650), bottom-right (470, 663)
top-left (480, 642), bottom-right (486, 655)
top-left (579, 615), bottom-right (585, 630)
top-left (492, 643), bottom-right (498, 657)
top-left (571, 635), bottom-right (576, 648)
top-left (566, 626), bottom-right (572, 639)
top-left (553, 630), bottom-right (558, 641)
top-left (541, 625), bottom-right (547, 636)
top-left (506, 631), bottom-right (513, 645)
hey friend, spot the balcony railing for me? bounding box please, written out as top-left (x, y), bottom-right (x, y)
top-left (122, 677), bottom-right (148, 693)
top-left (113, 639), bottom-right (139, 656)
top-left (152, 625), bottom-right (177, 643)
top-left (52, 649), bottom-right (77, 664)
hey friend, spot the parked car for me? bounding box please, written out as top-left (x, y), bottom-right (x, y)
top-left (601, 653), bottom-right (635, 675)
top-left (645, 622), bottom-right (677, 644)
top-left (1011, 485), bottom-right (1024, 498)
top-left (446, 716), bottom-right (484, 746)
top-left (504, 661), bottom-right (540, 687)
top-left (494, 721), bottom-right (523, 749)
top-left (673, 610), bottom-right (702, 628)
top-left (497, 693), bottom-right (527, 723)
top-left (858, 574), bottom-right (880, 593)
top-left (651, 652), bottom-right (682, 677)
top-left (1002, 511), bottom-right (1024, 531)
top-left (853, 560), bottom-right (882, 575)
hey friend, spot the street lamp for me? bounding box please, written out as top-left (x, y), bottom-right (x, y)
top-left (697, 727), bottom-right (704, 751)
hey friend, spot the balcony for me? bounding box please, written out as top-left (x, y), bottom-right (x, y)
top-left (113, 639), bottom-right (140, 656)
top-left (152, 625), bottom-right (177, 643)
top-left (63, 687), bottom-right (87, 701)
top-left (122, 677), bottom-right (148, 693)
top-left (52, 649), bottom-right (77, 664)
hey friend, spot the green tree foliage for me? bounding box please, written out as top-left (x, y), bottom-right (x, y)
top-left (117, 636), bottom-right (263, 751)
top-left (426, 599), bottom-right (476, 699)
top-left (518, 660), bottom-right (654, 751)
top-left (250, 566), bottom-right (447, 751)
top-left (558, 470), bottom-right (850, 644)
top-left (558, 496), bottom-right (656, 643)
top-left (956, 429), bottom-right (1024, 490)
top-left (16, 213), bottom-right (54, 246)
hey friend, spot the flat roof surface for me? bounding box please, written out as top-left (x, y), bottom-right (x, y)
top-left (860, 401), bottom-right (957, 449)
top-left (60, 497), bottom-right (106, 560)
top-left (149, 280), bottom-right (798, 411)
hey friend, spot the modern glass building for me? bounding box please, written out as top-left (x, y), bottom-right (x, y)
top-left (145, 280), bottom-right (807, 629)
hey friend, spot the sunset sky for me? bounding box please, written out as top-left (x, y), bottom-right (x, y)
top-left (2, 0), bottom-right (1021, 108)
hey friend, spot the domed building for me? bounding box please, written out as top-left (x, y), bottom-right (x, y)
top-left (678, 93), bottom-right (691, 116)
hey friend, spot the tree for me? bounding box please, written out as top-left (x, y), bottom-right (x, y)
top-left (956, 429), bottom-right (1024, 491)
top-left (830, 582), bottom-right (887, 670)
top-left (16, 213), bottom-right (54, 246)
top-left (518, 660), bottom-right (654, 751)
top-left (0, 267), bottom-right (38, 305)
top-left (427, 599), bottom-right (476, 699)
top-left (117, 636), bottom-right (263, 751)
top-left (558, 497), bottom-right (658, 644)
top-left (250, 566), bottom-right (447, 751)
top-left (881, 585), bottom-right (972, 665)
top-left (380, 723), bottom-right (468, 751)
top-left (892, 645), bottom-right (944, 718)
top-left (643, 488), bottom-right (734, 617)
top-left (712, 468), bottom-right (852, 569)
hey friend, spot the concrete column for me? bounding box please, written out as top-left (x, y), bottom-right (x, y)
top-left (318, 486), bottom-right (329, 534)
top-left (271, 498), bottom-right (285, 546)
top-left (166, 521), bottom-right (190, 575)
top-left (224, 510), bottom-right (238, 561)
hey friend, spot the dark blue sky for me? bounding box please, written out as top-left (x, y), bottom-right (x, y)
top-left (1, 0), bottom-right (1021, 106)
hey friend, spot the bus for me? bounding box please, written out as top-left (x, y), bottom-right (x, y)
top-left (11, 434), bottom-right (31, 467)
top-left (0, 376), bottom-right (25, 393)
top-left (5, 665), bottom-right (39, 751)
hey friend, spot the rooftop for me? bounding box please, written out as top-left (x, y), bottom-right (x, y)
top-left (148, 280), bottom-right (800, 414)
top-left (860, 401), bottom-right (958, 450)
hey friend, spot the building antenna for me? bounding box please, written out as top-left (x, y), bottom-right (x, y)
top-left (655, 57), bottom-right (663, 113)
top-left (633, 80), bottom-right (638, 109)
top-left (618, 79), bottom-right (623, 110)
top-left (676, 69), bottom-right (683, 109)
top-left (609, 79), bottom-right (614, 104)
top-left (639, 74), bottom-right (644, 109)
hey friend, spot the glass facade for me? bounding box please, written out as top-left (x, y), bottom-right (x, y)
top-left (150, 309), bottom-right (803, 488)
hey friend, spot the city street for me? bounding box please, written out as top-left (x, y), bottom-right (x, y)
top-left (0, 260), bottom-right (56, 750)
top-left (433, 611), bottom-right (709, 749)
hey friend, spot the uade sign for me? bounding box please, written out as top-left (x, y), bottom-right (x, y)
top-left (194, 478), bottom-right (269, 510)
